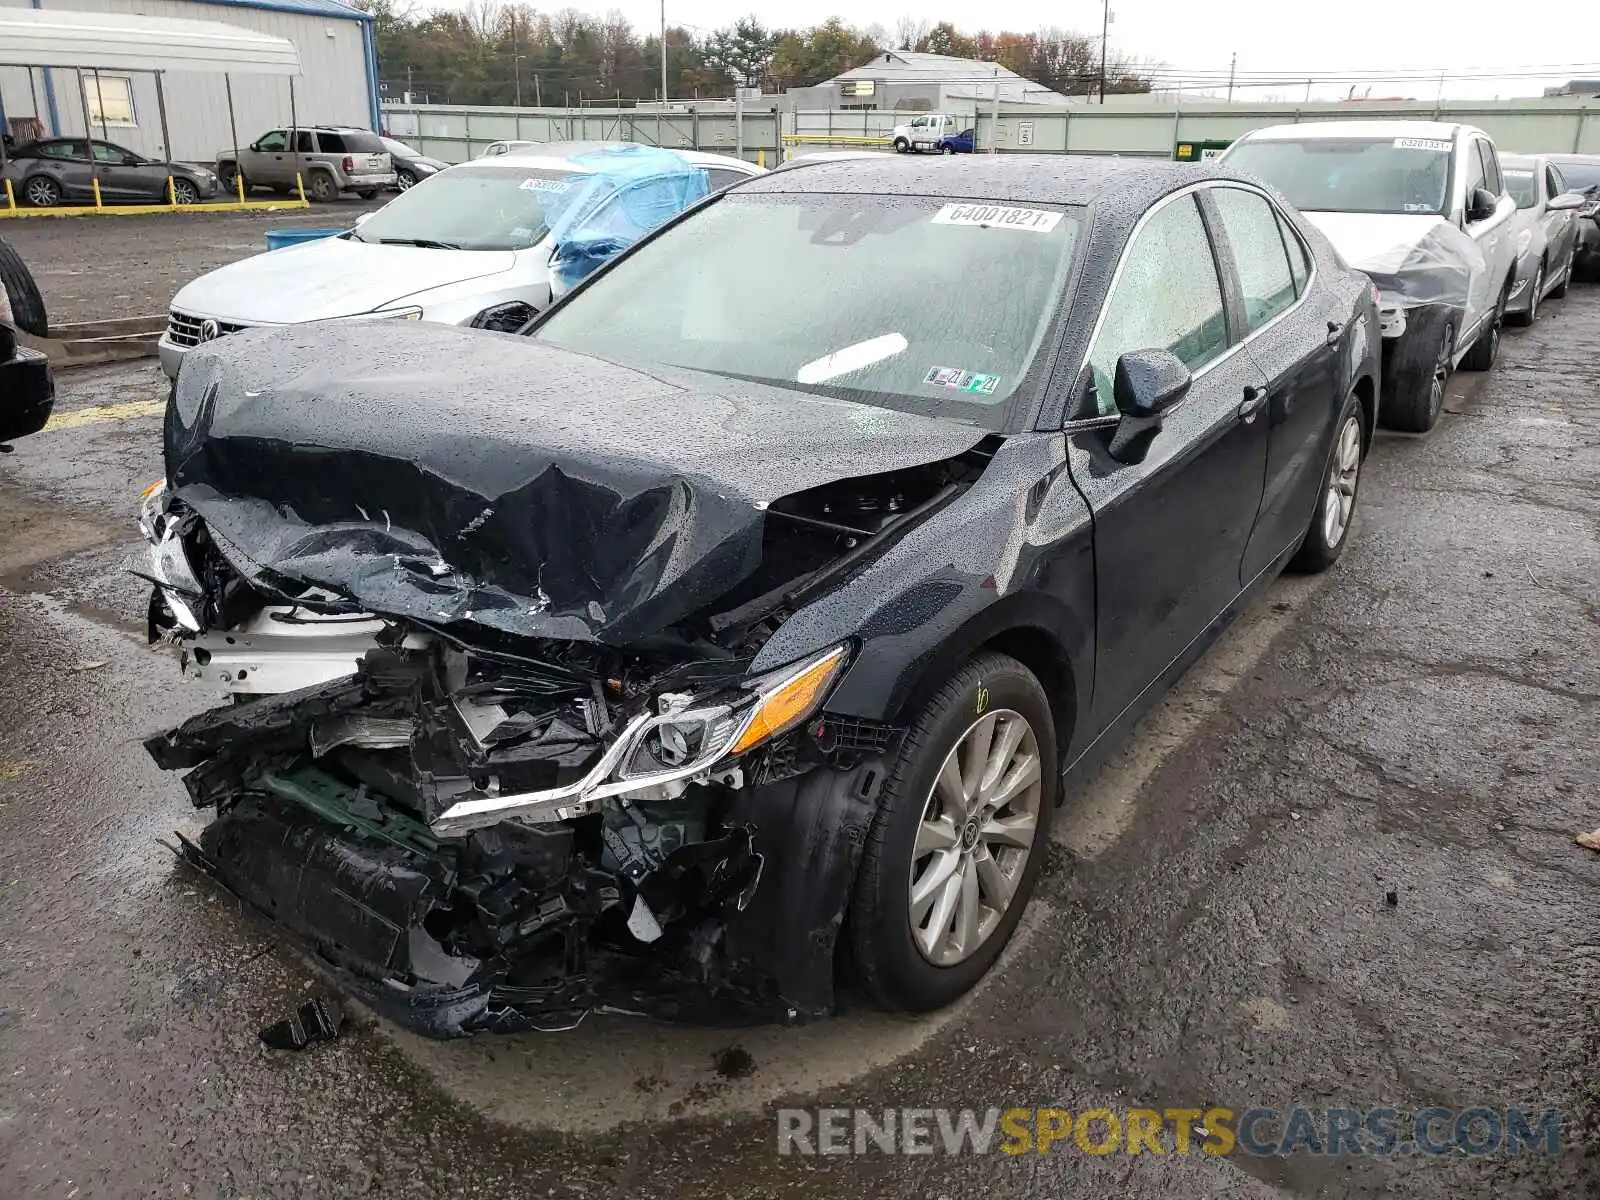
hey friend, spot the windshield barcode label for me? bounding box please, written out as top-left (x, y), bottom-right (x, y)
top-left (1394, 138), bottom-right (1452, 153)
top-left (933, 203), bottom-right (1062, 232)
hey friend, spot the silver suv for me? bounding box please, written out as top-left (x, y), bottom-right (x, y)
top-left (217, 126), bottom-right (395, 202)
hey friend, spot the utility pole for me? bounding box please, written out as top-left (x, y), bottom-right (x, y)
top-left (512, 13), bottom-right (522, 106)
top-left (1098, 0), bottom-right (1109, 103)
top-left (660, 0), bottom-right (669, 106)
top-left (1227, 52), bottom-right (1237, 102)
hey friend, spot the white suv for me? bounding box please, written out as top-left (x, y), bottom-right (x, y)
top-left (1222, 121), bottom-right (1517, 433)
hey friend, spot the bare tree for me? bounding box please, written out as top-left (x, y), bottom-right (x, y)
top-left (893, 16), bottom-right (929, 52)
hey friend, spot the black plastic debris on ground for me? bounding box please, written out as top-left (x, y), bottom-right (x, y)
top-left (260, 997), bottom-right (345, 1051)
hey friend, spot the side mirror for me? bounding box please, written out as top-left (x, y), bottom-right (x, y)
top-left (353, 212), bottom-right (373, 227)
top-left (1468, 186), bottom-right (1499, 223)
top-left (1108, 348), bottom-right (1191, 464)
top-left (1546, 191), bottom-right (1586, 212)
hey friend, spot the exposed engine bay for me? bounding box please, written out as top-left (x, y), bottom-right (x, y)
top-left (140, 444), bottom-right (993, 1035)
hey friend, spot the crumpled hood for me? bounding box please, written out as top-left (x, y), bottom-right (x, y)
top-left (171, 236), bottom-right (518, 323)
top-left (1303, 211), bottom-right (1484, 309)
top-left (165, 323), bottom-right (986, 644)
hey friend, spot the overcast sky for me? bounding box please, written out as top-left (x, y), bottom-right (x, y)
top-left (483, 0), bottom-right (1594, 99)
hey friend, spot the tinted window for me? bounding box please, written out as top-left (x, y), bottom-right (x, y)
top-left (256, 130), bottom-right (287, 152)
top-left (705, 168), bottom-right (748, 192)
top-left (292, 131), bottom-right (314, 153)
top-left (1210, 187), bottom-right (1297, 332)
top-left (331, 130), bottom-right (384, 153)
top-left (1504, 167), bottom-right (1538, 208)
top-left (1225, 137), bottom-right (1453, 215)
top-left (318, 131), bottom-right (348, 153)
top-left (1277, 210), bottom-right (1310, 297)
top-left (535, 193), bottom-right (1083, 427)
top-left (1554, 160), bottom-right (1600, 190)
top-left (90, 142), bottom-right (134, 164)
top-left (1085, 194), bottom-right (1229, 416)
top-left (1478, 140), bottom-right (1503, 195)
top-left (37, 141), bottom-right (82, 160)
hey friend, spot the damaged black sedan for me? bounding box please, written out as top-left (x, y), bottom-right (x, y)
top-left (140, 156), bottom-right (1380, 1036)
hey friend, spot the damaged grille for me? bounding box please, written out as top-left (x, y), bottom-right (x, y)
top-left (166, 309), bottom-right (253, 348)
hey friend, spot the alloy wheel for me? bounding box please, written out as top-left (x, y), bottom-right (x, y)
top-left (1528, 266), bottom-right (1542, 323)
top-left (25, 178), bottom-right (58, 207)
top-left (1429, 323), bottom-right (1453, 420)
top-left (173, 180), bottom-right (198, 205)
top-left (1322, 414), bottom-right (1362, 547)
top-left (908, 708), bottom-right (1042, 967)
top-left (397, 171), bottom-right (416, 190)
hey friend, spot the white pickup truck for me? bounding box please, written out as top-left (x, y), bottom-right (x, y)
top-left (891, 113), bottom-right (963, 154)
top-left (1222, 120), bottom-right (1518, 433)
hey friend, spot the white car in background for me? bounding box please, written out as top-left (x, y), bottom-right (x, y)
top-left (159, 144), bottom-right (764, 380)
top-left (1222, 120), bottom-right (1518, 433)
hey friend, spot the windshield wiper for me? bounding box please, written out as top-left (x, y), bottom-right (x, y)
top-left (377, 237), bottom-right (462, 250)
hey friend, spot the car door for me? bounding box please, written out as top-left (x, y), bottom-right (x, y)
top-left (1464, 137), bottom-right (1514, 333)
top-left (247, 130), bottom-right (289, 184)
top-left (52, 139), bottom-right (95, 199)
top-left (93, 141), bottom-right (151, 200)
top-left (1204, 184), bottom-right (1342, 580)
top-left (1543, 162), bottom-right (1577, 270)
top-left (1063, 188), bottom-right (1270, 728)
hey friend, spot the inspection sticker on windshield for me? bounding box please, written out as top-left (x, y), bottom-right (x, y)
top-left (1394, 138), bottom-right (1452, 153)
top-left (933, 203), bottom-right (1062, 233)
top-left (519, 177), bottom-right (571, 192)
top-left (924, 366), bottom-right (1000, 395)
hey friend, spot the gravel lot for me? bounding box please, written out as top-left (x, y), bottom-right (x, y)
top-left (1, 197), bottom-right (389, 324)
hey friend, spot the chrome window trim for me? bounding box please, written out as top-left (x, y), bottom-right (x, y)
top-left (1074, 180), bottom-right (1319, 416)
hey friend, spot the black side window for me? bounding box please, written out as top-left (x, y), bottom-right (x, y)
top-left (318, 132), bottom-right (347, 153)
top-left (292, 131), bottom-right (314, 153)
top-left (1478, 140), bottom-right (1504, 196)
top-left (1463, 141), bottom-right (1488, 198)
top-left (704, 168), bottom-right (747, 192)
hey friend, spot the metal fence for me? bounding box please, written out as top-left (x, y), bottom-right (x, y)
top-left (380, 96), bottom-right (1600, 166)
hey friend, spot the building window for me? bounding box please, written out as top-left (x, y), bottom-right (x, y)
top-left (85, 76), bottom-right (136, 126)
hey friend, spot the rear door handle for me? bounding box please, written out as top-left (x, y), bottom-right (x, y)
top-left (1239, 385), bottom-right (1268, 422)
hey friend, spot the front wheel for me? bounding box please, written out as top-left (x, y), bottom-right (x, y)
top-left (171, 179), bottom-right (199, 206)
top-left (845, 652), bottom-right (1056, 1011)
top-left (1290, 395), bottom-right (1365, 573)
top-left (1380, 311), bottom-right (1453, 434)
top-left (1461, 281), bottom-right (1509, 371)
top-left (893, 138), bottom-right (910, 154)
top-left (1508, 262), bottom-right (1542, 327)
top-left (396, 170), bottom-right (417, 191)
top-left (218, 165), bottom-right (244, 196)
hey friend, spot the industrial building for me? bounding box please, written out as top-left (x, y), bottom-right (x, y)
top-left (785, 49), bottom-right (1074, 112)
top-left (0, 0), bottom-right (379, 164)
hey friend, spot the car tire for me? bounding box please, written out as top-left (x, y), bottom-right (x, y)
top-left (1549, 251), bottom-right (1572, 299)
top-left (22, 175), bottom-right (61, 208)
top-left (356, 189), bottom-right (379, 200)
top-left (171, 179), bottom-right (199, 206)
top-left (893, 138), bottom-right (910, 153)
top-left (396, 170), bottom-right (417, 191)
top-left (941, 145), bottom-right (955, 155)
top-left (1508, 261), bottom-right (1543, 327)
top-left (218, 165), bottom-right (246, 196)
top-left (1380, 309), bottom-right (1453, 434)
top-left (844, 651), bottom-right (1057, 1012)
top-left (0, 236), bottom-right (48, 337)
top-left (1461, 280), bottom-right (1509, 371)
top-left (308, 172), bottom-right (338, 202)
top-left (1289, 393), bottom-right (1365, 573)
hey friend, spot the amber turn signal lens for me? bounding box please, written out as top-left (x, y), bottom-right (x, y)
top-left (728, 645), bottom-right (849, 756)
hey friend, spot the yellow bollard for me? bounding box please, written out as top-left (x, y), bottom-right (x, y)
top-left (295, 173), bottom-right (307, 205)
top-left (236, 172), bottom-right (246, 204)
top-left (3, 178), bottom-right (14, 211)
top-left (92, 177), bottom-right (103, 210)
top-left (168, 175), bottom-right (178, 209)
top-left (757, 149), bottom-right (766, 168)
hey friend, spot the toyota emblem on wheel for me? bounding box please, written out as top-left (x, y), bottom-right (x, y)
top-left (198, 319), bottom-right (220, 342)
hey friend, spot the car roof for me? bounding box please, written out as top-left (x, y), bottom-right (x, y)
top-left (1238, 120), bottom-right (1473, 142)
top-left (742, 153), bottom-right (1211, 206)
top-left (1548, 152), bottom-right (1600, 165)
top-left (1499, 153), bottom-right (1541, 168)
top-left (488, 141), bottom-right (763, 174)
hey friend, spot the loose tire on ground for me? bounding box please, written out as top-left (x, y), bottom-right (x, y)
top-left (845, 651), bottom-right (1057, 1012)
top-left (0, 236), bottom-right (49, 336)
top-left (1379, 307), bottom-right (1453, 434)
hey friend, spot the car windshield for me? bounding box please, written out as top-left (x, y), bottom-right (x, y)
top-left (351, 164), bottom-right (583, 251)
top-left (1503, 167), bottom-right (1538, 208)
top-left (1225, 137), bottom-right (1453, 215)
top-left (533, 192), bottom-right (1082, 427)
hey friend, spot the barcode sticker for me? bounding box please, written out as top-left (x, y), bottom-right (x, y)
top-left (933, 203), bottom-right (1063, 233)
top-left (1394, 138), bottom-right (1453, 153)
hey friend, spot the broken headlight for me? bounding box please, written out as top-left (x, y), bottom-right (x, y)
top-left (138, 478), bottom-right (204, 633)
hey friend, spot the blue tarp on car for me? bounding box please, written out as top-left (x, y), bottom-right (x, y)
top-left (546, 145), bottom-right (710, 296)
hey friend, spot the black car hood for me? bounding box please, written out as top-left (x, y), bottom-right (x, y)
top-left (166, 323), bottom-right (986, 644)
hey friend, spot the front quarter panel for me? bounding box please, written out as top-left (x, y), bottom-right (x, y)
top-left (754, 433), bottom-right (1095, 742)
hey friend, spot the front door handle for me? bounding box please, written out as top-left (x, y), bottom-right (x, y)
top-left (1239, 385), bottom-right (1268, 422)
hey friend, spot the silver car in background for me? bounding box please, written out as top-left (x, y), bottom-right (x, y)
top-left (1499, 153), bottom-right (1585, 325)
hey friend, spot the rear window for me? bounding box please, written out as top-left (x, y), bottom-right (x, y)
top-left (1504, 168), bottom-right (1538, 208)
top-left (1555, 160), bottom-right (1600, 191)
top-left (319, 131), bottom-right (385, 154)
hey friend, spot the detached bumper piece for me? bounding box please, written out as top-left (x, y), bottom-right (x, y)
top-left (0, 340), bottom-right (55, 445)
top-left (151, 645), bottom-right (888, 1036)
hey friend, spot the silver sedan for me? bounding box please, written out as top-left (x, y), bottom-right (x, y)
top-left (1500, 153), bottom-right (1586, 326)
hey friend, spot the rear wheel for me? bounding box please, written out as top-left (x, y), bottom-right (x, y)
top-left (1380, 310), bottom-right (1453, 434)
top-left (1461, 281), bottom-right (1509, 371)
top-left (1508, 261), bottom-right (1543, 327)
top-left (1550, 250), bottom-right (1572, 299)
top-left (22, 175), bottom-right (60, 208)
top-left (0, 236), bottom-right (48, 336)
top-left (1290, 394), bottom-right (1365, 573)
top-left (308, 172), bottom-right (338, 202)
top-left (845, 652), bottom-right (1056, 1011)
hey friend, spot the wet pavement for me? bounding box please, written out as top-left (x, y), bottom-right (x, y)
top-left (0, 295), bottom-right (1596, 1197)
